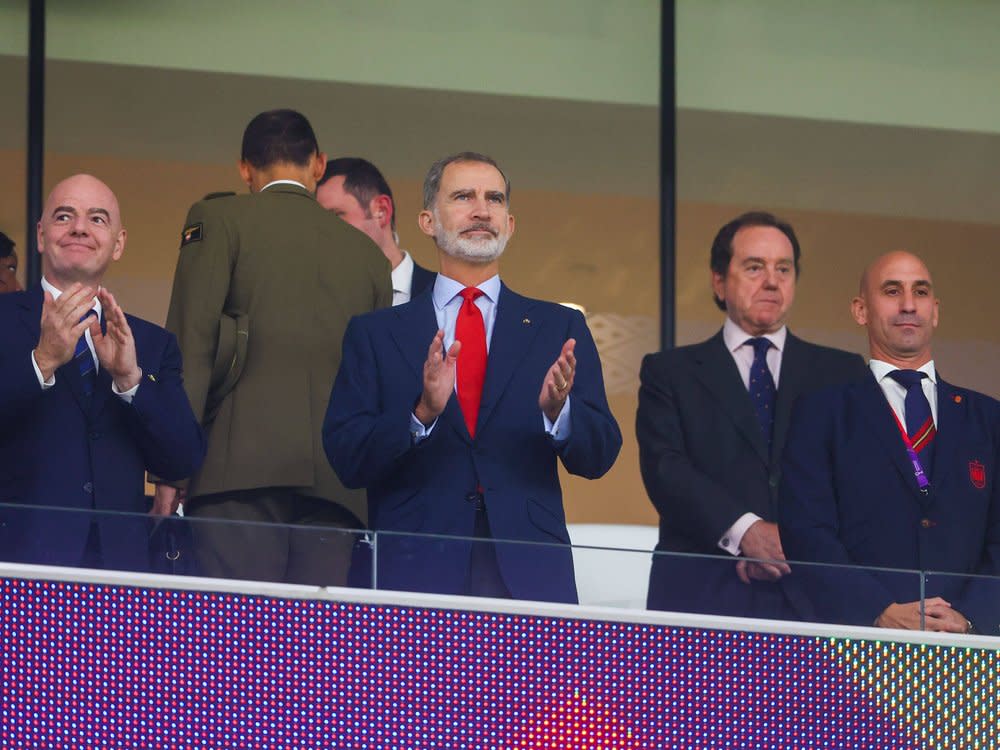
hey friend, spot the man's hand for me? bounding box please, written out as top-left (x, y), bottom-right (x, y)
top-left (539, 338), bottom-right (576, 422)
top-left (736, 520), bottom-right (791, 583)
top-left (92, 287), bottom-right (142, 392)
top-left (876, 597), bottom-right (971, 633)
top-left (414, 330), bottom-right (460, 426)
top-left (151, 484), bottom-right (187, 516)
top-left (33, 283), bottom-right (97, 380)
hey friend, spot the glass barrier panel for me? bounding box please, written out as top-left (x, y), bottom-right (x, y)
top-left (644, 549), bottom-right (925, 628)
top-left (922, 570), bottom-right (1000, 639)
top-left (0, 501), bottom-right (370, 588)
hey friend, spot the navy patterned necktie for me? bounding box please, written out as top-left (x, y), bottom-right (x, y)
top-left (74, 311), bottom-right (98, 396)
top-left (887, 369), bottom-right (936, 478)
top-left (746, 337), bottom-right (776, 447)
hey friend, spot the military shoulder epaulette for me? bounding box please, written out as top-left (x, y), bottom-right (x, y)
top-left (202, 191), bottom-right (237, 200)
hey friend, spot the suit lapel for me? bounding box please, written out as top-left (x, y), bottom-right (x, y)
top-left (932, 377), bottom-right (961, 489)
top-left (388, 293), bottom-right (438, 381)
top-left (855, 374), bottom-right (928, 500)
top-left (772, 333), bottom-right (809, 466)
top-left (388, 292), bottom-right (469, 442)
top-left (476, 285), bottom-right (541, 437)
top-left (692, 331), bottom-right (769, 466)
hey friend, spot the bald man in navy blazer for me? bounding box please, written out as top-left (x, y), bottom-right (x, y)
top-left (324, 153), bottom-right (621, 603)
top-left (0, 175), bottom-right (204, 571)
top-left (780, 251), bottom-right (1000, 635)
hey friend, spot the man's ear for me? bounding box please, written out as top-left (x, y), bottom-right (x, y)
top-left (710, 270), bottom-right (726, 308)
top-left (372, 195), bottom-right (393, 227)
top-left (850, 296), bottom-right (867, 326)
top-left (238, 159), bottom-right (253, 188)
top-left (418, 209), bottom-right (435, 238)
top-left (312, 151), bottom-right (327, 182)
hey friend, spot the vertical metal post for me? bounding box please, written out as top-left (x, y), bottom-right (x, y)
top-left (25, 0), bottom-right (45, 288)
top-left (659, 0), bottom-right (677, 351)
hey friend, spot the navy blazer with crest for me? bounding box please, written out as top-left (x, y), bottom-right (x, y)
top-left (0, 286), bottom-right (205, 570)
top-left (779, 372), bottom-right (1000, 634)
top-left (323, 282), bottom-right (622, 603)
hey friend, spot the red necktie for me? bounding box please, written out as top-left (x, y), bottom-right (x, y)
top-left (456, 287), bottom-right (487, 437)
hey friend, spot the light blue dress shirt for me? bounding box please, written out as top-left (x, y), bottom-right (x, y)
top-left (410, 273), bottom-right (571, 442)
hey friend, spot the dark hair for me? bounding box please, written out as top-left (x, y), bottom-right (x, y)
top-left (710, 211), bottom-right (801, 311)
top-left (0, 230), bottom-right (14, 258)
top-left (320, 157), bottom-right (397, 233)
top-left (240, 109), bottom-right (320, 169)
top-left (422, 151), bottom-right (510, 210)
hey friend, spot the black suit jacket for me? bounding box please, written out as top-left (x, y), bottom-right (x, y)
top-left (636, 328), bottom-right (868, 618)
top-left (410, 261), bottom-right (435, 299)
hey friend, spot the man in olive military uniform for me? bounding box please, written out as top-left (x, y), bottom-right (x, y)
top-left (159, 109), bottom-right (392, 585)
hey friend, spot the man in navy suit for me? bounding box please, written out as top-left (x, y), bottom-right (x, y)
top-left (637, 212), bottom-right (868, 620)
top-left (0, 174), bottom-right (205, 571)
top-left (317, 157), bottom-right (435, 305)
top-left (780, 251), bottom-right (1000, 635)
top-left (323, 152), bottom-right (621, 603)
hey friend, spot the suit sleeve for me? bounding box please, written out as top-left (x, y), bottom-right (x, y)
top-left (636, 354), bottom-right (751, 548)
top-left (0, 334), bottom-right (47, 425)
top-left (123, 328), bottom-right (206, 481)
top-left (322, 316), bottom-right (418, 489)
top-left (779, 391), bottom-right (895, 625)
top-left (165, 200), bottom-right (235, 427)
top-left (956, 402), bottom-right (1000, 634)
top-left (558, 310), bottom-right (621, 479)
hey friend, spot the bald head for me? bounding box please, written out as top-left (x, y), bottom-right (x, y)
top-left (37, 174), bottom-right (126, 289)
top-left (852, 251), bottom-right (938, 368)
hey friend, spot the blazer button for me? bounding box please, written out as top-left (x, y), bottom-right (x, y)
top-left (920, 518), bottom-right (936, 528)
top-left (83, 482), bottom-right (93, 494)
top-left (89, 431), bottom-right (101, 440)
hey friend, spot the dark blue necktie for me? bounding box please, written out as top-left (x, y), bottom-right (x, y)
top-left (74, 311), bottom-right (97, 397)
top-left (887, 369), bottom-right (936, 477)
top-left (746, 337), bottom-right (776, 447)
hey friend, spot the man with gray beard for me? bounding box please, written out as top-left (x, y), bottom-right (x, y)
top-left (323, 152), bottom-right (621, 603)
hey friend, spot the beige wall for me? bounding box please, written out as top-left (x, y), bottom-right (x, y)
top-left (8, 146), bottom-right (999, 527)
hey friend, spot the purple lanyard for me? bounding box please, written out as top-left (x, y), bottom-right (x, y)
top-left (891, 409), bottom-right (930, 490)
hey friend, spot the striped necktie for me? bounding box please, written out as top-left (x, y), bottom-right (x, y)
top-left (887, 369), bottom-right (936, 477)
top-left (74, 311), bottom-right (98, 396)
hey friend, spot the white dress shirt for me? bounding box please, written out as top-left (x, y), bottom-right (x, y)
top-left (869, 359), bottom-right (938, 427)
top-left (391, 251), bottom-right (416, 307)
top-left (410, 273), bottom-right (571, 442)
top-left (717, 318), bottom-right (789, 556)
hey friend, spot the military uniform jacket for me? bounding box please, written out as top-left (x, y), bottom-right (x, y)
top-left (166, 183), bottom-right (392, 522)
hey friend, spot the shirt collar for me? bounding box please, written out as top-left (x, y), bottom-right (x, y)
top-left (869, 358), bottom-right (937, 384)
top-left (722, 317), bottom-right (787, 353)
top-left (391, 250), bottom-right (415, 295)
top-left (433, 273), bottom-right (501, 311)
top-left (41, 275), bottom-right (102, 318)
top-left (260, 179), bottom-right (308, 192)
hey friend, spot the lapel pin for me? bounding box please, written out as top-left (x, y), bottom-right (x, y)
top-left (522, 317), bottom-right (531, 325)
top-left (954, 395), bottom-right (962, 403)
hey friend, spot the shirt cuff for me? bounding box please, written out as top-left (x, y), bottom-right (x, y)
top-left (718, 512), bottom-right (762, 556)
top-left (112, 378), bottom-right (140, 403)
top-left (542, 395), bottom-right (572, 442)
top-left (410, 413), bottom-right (437, 444)
top-left (31, 350), bottom-right (56, 389)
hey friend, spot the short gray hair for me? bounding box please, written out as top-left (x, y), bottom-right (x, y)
top-left (422, 152), bottom-right (511, 210)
